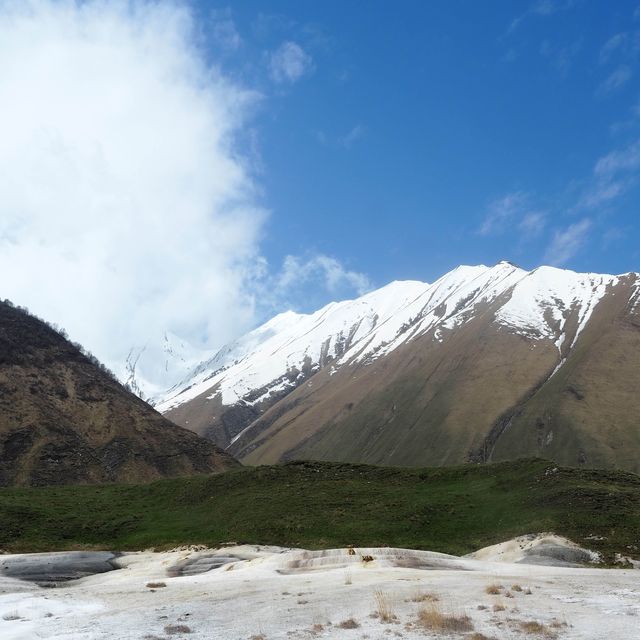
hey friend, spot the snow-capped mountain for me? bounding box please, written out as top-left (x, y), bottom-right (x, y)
top-left (125, 331), bottom-right (214, 400)
top-left (157, 262), bottom-right (640, 473)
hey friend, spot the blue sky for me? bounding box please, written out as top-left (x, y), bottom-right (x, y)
top-left (1, 0), bottom-right (639, 385)
top-left (195, 0), bottom-right (640, 292)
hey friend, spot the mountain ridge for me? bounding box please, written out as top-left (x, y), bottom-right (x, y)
top-left (157, 261), bottom-right (640, 472)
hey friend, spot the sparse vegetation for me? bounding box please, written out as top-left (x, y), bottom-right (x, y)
top-left (408, 591), bottom-right (440, 603)
top-left (1, 612), bottom-right (21, 621)
top-left (512, 584), bottom-right (523, 592)
top-left (417, 604), bottom-right (473, 632)
top-left (0, 459), bottom-right (638, 561)
top-left (164, 624), bottom-right (192, 635)
top-left (485, 583), bottom-right (502, 595)
top-left (373, 589), bottom-right (396, 622)
top-left (338, 618), bottom-right (360, 629)
top-left (145, 581), bottom-right (166, 588)
top-left (519, 620), bottom-right (557, 636)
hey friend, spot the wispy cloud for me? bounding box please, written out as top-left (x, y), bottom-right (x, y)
top-left (599, 33), bottom-right (627, 64)
top-left (544, 218), bottom-right (592, 265)
top-left (479, 192), bottom-right (545, 238)
top-left (594, 139), bottom-right (640, 175)
top-left (316, 124), bottom-right (366, 150)
top-left (598, 65), bottom-right (633, 94)
top-left (269, 41), bottom-right (313, 84)
top-left (507, 0), bottom-right (575, 34)
top-left (578, 138), bottom-right (640, 208)
top-left (539, 39), bottom-right (582, 74)
top-left (532, 0), bottom-right (566, 15)
top-left (340, 124), bottom-right (366, 149)
top-left (210, 8), bottom-right (242, 52)
top-left (519, 211), bottom-right (547, 236)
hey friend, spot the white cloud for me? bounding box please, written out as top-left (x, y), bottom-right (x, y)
top-left (0, 0), bottom-right (267, 389)
top-left (269, 41), bottom-right (313, 84)
top-left (544, 219), bottom-right (592, 265)
top-left (279, 255), bottom-right (370, 295)
top-left (269, 255), bottom-right (371, 307)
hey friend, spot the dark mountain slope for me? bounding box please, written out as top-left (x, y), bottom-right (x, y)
top-left (0, 301), bottom-right (238, 486)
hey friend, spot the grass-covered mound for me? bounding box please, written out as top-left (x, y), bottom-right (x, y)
top-left (0, 458), bottom-right (638, 562)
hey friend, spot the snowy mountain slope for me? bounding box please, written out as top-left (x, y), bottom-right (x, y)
top-left (157, 262), bottom-right (640, 472)
top-left (125, 331), bottom-right (214, 400)
top-left (158, 262), bottom-right (619, 412)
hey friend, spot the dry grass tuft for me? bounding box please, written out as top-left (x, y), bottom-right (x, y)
top-left (164, 624), bottom-right (192, 635)
top-left (408, 591), bottom-right (440, 603)
top-left (485, 583), bottom-right (502, 595)
top-left (511, 584), bottom-right (523, 592)
top-left (2, 612), bottom-right (21, 621)
top-left (338, 618), bottom-right (360, 629)
top-left (417, 603), bottom-right (473, 632)
top-left (373, 589), bottom-right (397, 622)
top-left (468, 634), bottom-right (498, 640)
top-left (492, 603), bottom-right (506, 612)
top-left (519, 620), bottom-right (557, 637)
top-left (145, 581), bottom-right (166, 589)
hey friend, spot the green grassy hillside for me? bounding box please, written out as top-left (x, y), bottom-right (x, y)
top-left (0, 459), bottom-right (638, 563)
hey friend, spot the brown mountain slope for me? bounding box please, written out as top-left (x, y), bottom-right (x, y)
top-left (0, 301), bottom-right (239, 486)
top-left (492, 279), bottom-right (640, 471)
top-left (161, 266), bottom-right (640, 474)
top-left (228, 278), bottom-right (639, 473)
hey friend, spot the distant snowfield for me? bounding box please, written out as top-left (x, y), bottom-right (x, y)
top-left (1, 538), bottom-right (638, 639)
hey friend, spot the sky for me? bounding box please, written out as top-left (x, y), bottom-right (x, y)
top-left (0, 0), bottom-right (639, 390)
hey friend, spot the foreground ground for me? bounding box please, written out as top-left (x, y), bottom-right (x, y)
top-left (0, 538), bottom-right (638, 640)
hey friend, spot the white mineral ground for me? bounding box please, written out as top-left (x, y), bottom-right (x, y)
top-left (0, 535), bottom-right (638, 639)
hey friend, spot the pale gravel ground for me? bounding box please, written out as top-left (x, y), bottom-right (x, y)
top-left (0, 541), bottom-right (638, 640)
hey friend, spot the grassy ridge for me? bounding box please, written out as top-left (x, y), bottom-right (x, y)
top-left (0, 458), bottom-right (638, 562)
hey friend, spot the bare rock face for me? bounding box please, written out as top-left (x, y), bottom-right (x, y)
top-left (157, 263), bottom-right (640, 473)
top-left (0, 301), bottom-right (239, 486)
